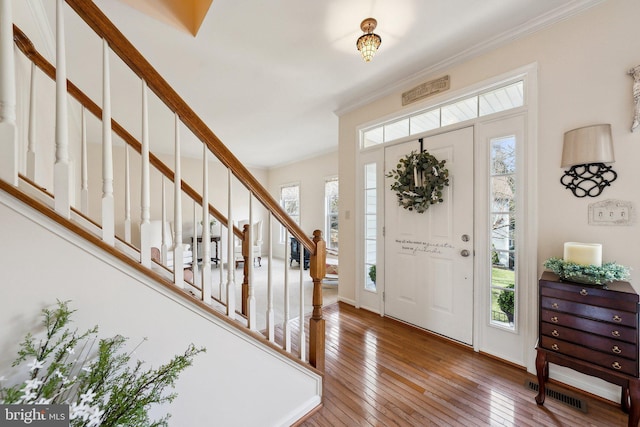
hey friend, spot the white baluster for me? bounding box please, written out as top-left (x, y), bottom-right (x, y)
top-left (26, 62), bottom-right (36, 181)
top-left (201, 147), bottom-right (211, 303)
top-left (283, 229), bottom-right (291, 352)
top-left (161, 178), bottom-right (168, 264)
top-left (266, 213), bottom-right (275, 342)
top-left (80, 107), bottom-right (88, 214)
top-left (140, 80), bottom-right (151, 268)
top-left (173, 113), bottom-right (184, 288)
top-left (123, 146), bottom-right (131, 243)
top-left (54, 0), bottom-right (71, 217)
top-left (0, 0), bottom-right (18, 186)
top-left (226, 169), bottom-right (236, 319)
top-left (247, 195), bottom-right (256, 330)
top-left (299, 236), bottom-right (306, 361)
top-left (192, 200), bottom-right (199, 287)
top-left (219, 226), bottom-right (224, 301)
top-left (101, 39), bottom-right (114, 245)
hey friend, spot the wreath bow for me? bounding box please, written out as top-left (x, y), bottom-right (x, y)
top-left (386, 150), bottom-right (450, 213)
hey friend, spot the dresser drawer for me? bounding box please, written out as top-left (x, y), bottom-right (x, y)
top-left (540, 309), bottom-right (637, 343)
top-left (541, 280), bottom-right (639, 312)
top-left (540, 336), bottom-right (638, 376)
top-left (541, 322), bottom-right (637, 359)
top-left (541, 296), bottom-right (637, 327)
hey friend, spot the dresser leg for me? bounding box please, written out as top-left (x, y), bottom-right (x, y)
top-left (629, 379), bottom-right (640, 427)
top-left (535, 348), bottom-right (548, 405)
top-left (622, 384), bottom-right (630, 414)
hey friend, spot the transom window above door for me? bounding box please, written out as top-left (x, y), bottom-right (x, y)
top-left (361, 80), bottom-right (523, 149)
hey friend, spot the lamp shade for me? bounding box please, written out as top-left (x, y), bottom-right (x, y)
top-left (561, 124), bottom-right (614, 167)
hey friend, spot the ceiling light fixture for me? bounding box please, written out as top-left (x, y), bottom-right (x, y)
top-left (357, 18), bottom-right (382, 63)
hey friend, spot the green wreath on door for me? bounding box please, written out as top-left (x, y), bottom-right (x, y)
top-left (386, 150), bottom-right (450, 213)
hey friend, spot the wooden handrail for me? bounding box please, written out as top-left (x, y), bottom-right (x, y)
top-left (13, 25), bottom-right (241, 238)
top-left (63, 0), bottom-right (315, 252)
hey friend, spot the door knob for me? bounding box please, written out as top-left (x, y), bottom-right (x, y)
top-left (461, 234), bottom-right (470, 242)
top-left (460, 249), bottom-right (470, 257)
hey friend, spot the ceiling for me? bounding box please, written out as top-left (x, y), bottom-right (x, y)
top-left (23, 0), bottom-right (602, 169)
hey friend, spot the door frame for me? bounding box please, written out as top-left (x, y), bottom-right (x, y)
top-left (354, 63), bottom-right (538, 370)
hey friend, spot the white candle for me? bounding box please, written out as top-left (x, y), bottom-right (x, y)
top-left (563, 242), bottom-right (602, 267)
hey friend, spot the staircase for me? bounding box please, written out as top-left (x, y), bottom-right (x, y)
top-left (0, 0), bottom-right (326, 424)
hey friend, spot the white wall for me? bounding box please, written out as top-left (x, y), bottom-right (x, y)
top-left (338, 0), bottom-right (640, 400)
top-left (0, 193), bottom-right (321, 427)
top-left (267, 150), bottom-right (338, 259)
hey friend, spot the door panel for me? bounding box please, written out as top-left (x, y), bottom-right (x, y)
top-left (384, 127), bottom-right (474, 344)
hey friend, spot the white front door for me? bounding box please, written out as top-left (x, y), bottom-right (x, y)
top-left (384, 127), bottom-right (474, 344)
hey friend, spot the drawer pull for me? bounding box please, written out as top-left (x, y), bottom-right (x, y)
top-left (551, 344), bottom-right (559, 351)
top-left (613, 315), bottom-right (622, 323)
top-left (612, 345), bottom-right (622, 354)
top-left (550, 316), bottom-right (558, 323)
top-left (580, 289), bottom-right (588, 296)
top-left (551, 330), bottom-right (559, 337)
top-left (612, 330), bottom-right (621, 337)
top-left (612, 362), bottom-right (622, 370)
top-left (551, 302), bottom-right (559, 309)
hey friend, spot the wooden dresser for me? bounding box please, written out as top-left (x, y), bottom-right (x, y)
top-left (535, 271), bottom-right (640, 427)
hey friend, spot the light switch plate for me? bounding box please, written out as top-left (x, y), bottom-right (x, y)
top-left (588, 199), bottom-right (635, 225)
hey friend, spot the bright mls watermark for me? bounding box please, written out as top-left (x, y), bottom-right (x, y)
top-left (0, 405), bottom-right (68, 426)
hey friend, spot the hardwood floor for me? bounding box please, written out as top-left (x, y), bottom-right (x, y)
top-left (299, 302), bottom-right (628, 427)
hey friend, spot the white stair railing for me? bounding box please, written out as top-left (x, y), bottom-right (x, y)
top-left (27, 62), bottom-right (37, 181)
top-left (3, 0), bottom-right (327, 370)
top-left (173, 113), bottom-right (184, 288)
top-left (0, 0), bottom-right (18, 187)
top-left (101, 38), bottom-right (115, 246)
top-left (226, 169), bottom-right (236, 320)
top-left (54, 0), bottom-right (71, 218)
top-left (140, 79), bottom-right (151, 268)
top-left (80, 107), bottom-right (89, 215)
top-left (201, 146), bottom-right (211, 304)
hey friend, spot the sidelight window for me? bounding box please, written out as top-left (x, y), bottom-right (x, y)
top-left (489, 136), bottom-right (516, 329)
top-left (364, 163), bottom-right (377, 292)
top-left (325, 178), bottom-right (339, 250)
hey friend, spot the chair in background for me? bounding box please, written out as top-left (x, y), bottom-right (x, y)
top-left (234, 219), bottom-right (263, 268)
top-left (149, 220), bottom-right (193, 271)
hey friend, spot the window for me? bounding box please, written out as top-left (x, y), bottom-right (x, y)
top-left (360, 80), bottom-right (524, 149)
top-left (489, 136), bottom-right (516, 328)
top-left (325, 178), bottom-right (339, 250)
top-left (364, 163), bottom-right (377, 291)
top-left (280, 183), bottom-right (300, 242)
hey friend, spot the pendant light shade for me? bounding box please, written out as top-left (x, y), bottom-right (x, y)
top-left (357, 18), bottom-right (382, 62)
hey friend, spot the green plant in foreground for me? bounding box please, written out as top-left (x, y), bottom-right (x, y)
top-left (0, 300), bottom-right (205, 427)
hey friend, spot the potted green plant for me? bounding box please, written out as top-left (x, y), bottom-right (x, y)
top-left (368, 264), bottom-right (376, 284)
top-left (498, 283), bottom-right (515, 323)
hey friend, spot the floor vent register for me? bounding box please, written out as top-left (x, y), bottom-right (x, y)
top-left (525, 379), bottom-right (588, 413)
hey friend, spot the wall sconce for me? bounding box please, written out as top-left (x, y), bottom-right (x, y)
top-left (560, 124), bottom-right (617, 198)
top-left (356, 18), bottom-right (382, 62)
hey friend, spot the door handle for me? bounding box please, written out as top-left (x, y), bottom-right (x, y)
top-left (460, 249), bottom-right (470, 257)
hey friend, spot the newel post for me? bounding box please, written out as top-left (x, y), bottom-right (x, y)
top-left (241, 223), bottom-right (250, 315)
top-left (309, 229), bottom-right (326, 371)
